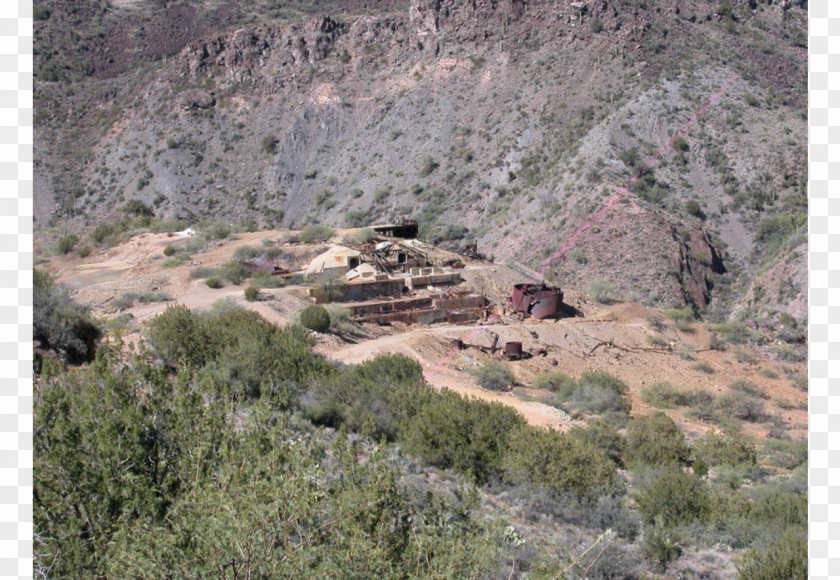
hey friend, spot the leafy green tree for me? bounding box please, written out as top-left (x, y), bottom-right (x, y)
top-left (625, 412), bottom-right (688, 467)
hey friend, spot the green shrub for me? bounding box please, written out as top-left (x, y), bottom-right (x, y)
top-left (589, 278), bottom-right (614, 303)
top-left (146, 305), bottom-right (213, 367)
top-left (344, 210), bottom-right (370, 228)
top-left (685, 200), bottom-right (705, 219)
top-left (232, 245), bottom-right (282, 261)
top-left (749, 491), bottom-right (807, 528)
top-left (303, 354), bottom-right (430, 440)
top-left (34, 269), bottom-right (101, 365)
top-left (402, 389), bottom-right (525, 483)
top-left (729, 380), bottom-right (768, 399)
top-left (570, 371), bottom-right (630, 414)
top-left (162, 245), bottom-right (177, 257)
top-left (716, 321), bottom-right (755, 344)
top-left (205, 278), bottom-right (223, 289)
top-left (148, 306), bottom-right (330, 396)
top-left (33, 4), bottom-right (50, 20)
top-left (250, 271), bottom-right (284, 289)
top-left (692, 433), bottom-right (756, 467)
top-left (219, 261), bottom-right (251, 285)
top-left (92, 223), bottom-right (116, 244)
top-left (716, 393), bottom-right (766, 422)
top-left (770, 344), bottom-right (806, 362)
top-left (112, 293), bottom-right (137, 310)
top-left (261, 135), bottom-right (278, 154)
top-left (56, 234), bottom-right (79, 255)
top-left (568, 247), bottom-right (587, 264)
top-left (138, 291), bottom-right (171, 303)
top-left (692, 361), bottom-right (715, 374)
top-left (299, 305), bottom-right (331, 333)
top-left (737, 529), bottom-right (807, 580)
top-left (123, 199), bottom-right (153, 217)
top-left (641, 382), bottom-right (684, 408)
top-left (589, 16), bottom-right (604, 33)
top-left (634, 469), bottom-right (711, 527)
top-left (625, 412), bottom-right (688, 467)
top-left (200, 221), bottom-right (231, 240)
top-left (643, 525), bottom-right (682, 571)
top-left (418, 154), bottom-right (438, 177)
top-left (324, 303), bottom-right (352, 333)
top-left (566, 419), bottom-right (624, 467)
top-left (530, 371), bottom-right (577, 396)
top-left (473, 361), bottom-right (514, 391)
top-left (244, 287), bottom-right (260, 302)
top-left (302, 168), bottom-right (318, 179)
top-left (664, 307), bottom-right (694, 323)
top-left (502, 425), bottom-right (616, 498)
top-left (299, 225), bottom-right (336, 243)
top-left (373, 187), bottom-right (391, 204)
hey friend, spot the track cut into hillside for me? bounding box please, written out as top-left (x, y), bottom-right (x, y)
top-left (48, 227), bottom-right (807, 440)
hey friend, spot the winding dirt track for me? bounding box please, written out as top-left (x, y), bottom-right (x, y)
top-left (49, 229), bottom-right (808, 438)
top-left (325, 325), bottom-right (573, 429)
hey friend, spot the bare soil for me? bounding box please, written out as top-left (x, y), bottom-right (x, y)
top-left (49, 230), bottom-right (807, 440)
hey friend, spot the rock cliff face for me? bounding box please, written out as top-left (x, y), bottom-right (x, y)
top-left (34, 0), bottom-right (807, 322)
top-left (671, 226), bottom-right (727, 312)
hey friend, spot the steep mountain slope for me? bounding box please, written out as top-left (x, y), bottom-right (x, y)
top-left (34, 0), bottom-right (807, 322)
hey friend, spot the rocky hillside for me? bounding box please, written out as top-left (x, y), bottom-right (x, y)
top-left (34, 0), bottom-right (807, 324)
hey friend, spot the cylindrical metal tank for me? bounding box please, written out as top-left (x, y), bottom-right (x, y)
top-left (504, 341), bottom-right (523, 360)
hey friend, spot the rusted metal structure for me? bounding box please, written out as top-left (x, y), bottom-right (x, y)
top-left (508, 282), bottom-right (564, 320)
top-left (357, 240), bottom-right (429, 273)
top-left (347, 292), bottom-right (488, 325)
top-left (504, 341), bottom-right (523, 360)
top-left (461, 242), bottom-right (492, 262)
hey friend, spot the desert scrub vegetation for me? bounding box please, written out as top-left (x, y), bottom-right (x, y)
top-left (35, 348), bottom-right (507, 578)
top-left (299, 304), bottom-right (331, 333)
top-left (55, 233), bottom-right (79, 255)
top-left (190, 261), bottom-right (252, 285)
top-left (473, 361), bottom-right (515, 391)
top-left (502, 425), bottom-right (617, 498)
top-left (35, 296), bottom-right (807, 578)
top-left (589, 277), bottom-right (614, 303)
top-left (232, 244), bottom-right (283, 261)
top-left (550, 371), bottom-right (630, 425)
top-left (625, 412), bottom-right (688, 467)
top-left (640, 382), bottom-right (713, 409)
top-left (34, 269), bottom-right (101, 367)
top-left (243, 286), bottom-right (260, 301)
top-left (298, 224), bottom-right (335, 243)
